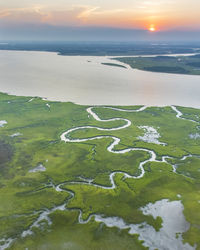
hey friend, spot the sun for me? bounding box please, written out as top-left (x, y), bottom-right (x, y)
top-left (149, 27), bottom-right (156, 32)
top-left (148, 25), bottom-right (156, 32)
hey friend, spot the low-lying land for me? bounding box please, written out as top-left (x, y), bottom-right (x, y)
top-left (1, 42), bottom-right (200, 56)
top-left (101, 63), bottom-right (127, 68)
top-left (0, 92), bottom-right (199, 249)
top-left (114, 54), bottom-right (200, 75)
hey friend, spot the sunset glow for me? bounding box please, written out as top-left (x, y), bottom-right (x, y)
top-left (0, 0), bottom-right (200, 41)
top-left (149, 27), bottom-right (156, 32)
top-left (0, 0), bottom-right (200, 30)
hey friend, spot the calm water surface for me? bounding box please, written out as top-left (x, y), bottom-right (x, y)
top-left (0, 50), bottom-right (200, 107)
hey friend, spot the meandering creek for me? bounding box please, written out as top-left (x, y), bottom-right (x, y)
top-left (1, 104), bottom-right (198, 250)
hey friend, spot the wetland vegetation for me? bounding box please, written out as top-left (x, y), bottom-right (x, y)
top-left (115, 54), bottom-right (200, 75)
top-left (1, 42), bottom-right (200, 56)
top-left (0, 92), bottom-right (200, 249)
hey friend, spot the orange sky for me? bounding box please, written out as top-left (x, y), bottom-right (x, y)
top-left (0, 0), bottom-right (200, 31)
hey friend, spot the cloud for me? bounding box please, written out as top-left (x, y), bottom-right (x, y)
top-left (0, 5), bottom-right (102, 26)
top-left (0, 6), bottom-right (47, 23)
top-left (0, 5), bottom-right (141, 28)
top-left (77, 6), bottom-right (100, 19)
top-left (0, 10), bottom-right (11, 18)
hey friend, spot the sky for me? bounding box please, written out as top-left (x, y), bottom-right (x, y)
top-left (0, 0), bottom-right (200, 41)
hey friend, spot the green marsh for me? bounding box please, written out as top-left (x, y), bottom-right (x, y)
top-left (0, 93), bottom-right (199, 249)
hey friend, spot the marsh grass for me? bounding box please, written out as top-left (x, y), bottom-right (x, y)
top-left (0, 92), bottom-right (199, 249)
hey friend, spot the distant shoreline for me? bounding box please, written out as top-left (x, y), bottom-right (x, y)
top-left (0, 42), bottom-right (199, 56)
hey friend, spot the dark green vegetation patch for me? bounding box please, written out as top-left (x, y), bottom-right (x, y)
top-left (114, 54), bottom-right (200, 75)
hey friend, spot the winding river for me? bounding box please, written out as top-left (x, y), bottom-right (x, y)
top-left (0, 48), bottom-right (200, 249)
top-left (1, 104), bottom-right (198, 250)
